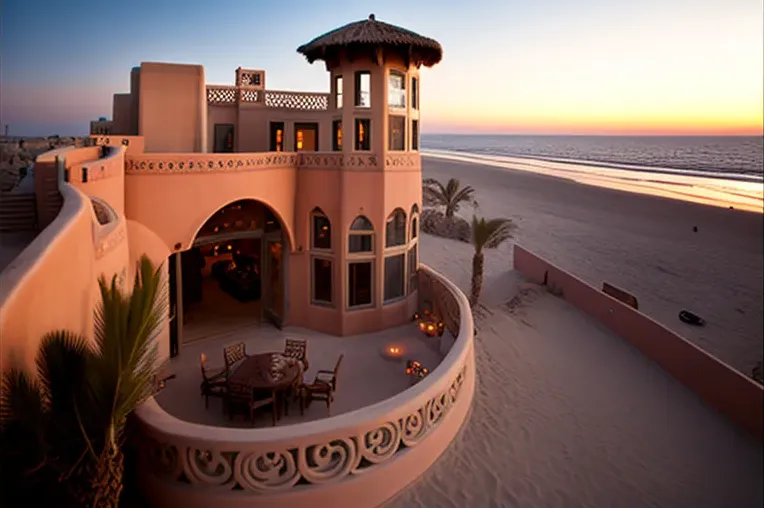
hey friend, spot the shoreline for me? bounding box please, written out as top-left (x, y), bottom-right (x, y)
top-left (422, 156), bottom-right (763, 375)
top-left (423, 150), bottom-right (764, 213)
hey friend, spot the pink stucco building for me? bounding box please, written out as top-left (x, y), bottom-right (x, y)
top-left (84, 13), bottom-right (442, 350)
top-left (0, 16), bottom-right (480, 507)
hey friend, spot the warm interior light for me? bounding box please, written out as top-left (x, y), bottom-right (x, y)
top-left (227, 244), bottom-right (232, 250)
top-left (427, 324), bottom-right (435, 332)
top-left (297, 131), bottom-right (304, 150)
top-left (200, 353), bottom-right (207, 364)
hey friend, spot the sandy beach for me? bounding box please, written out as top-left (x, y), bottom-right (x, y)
top-left (419, 156), bottom-right (763, 375)
top-left (384, 157), bottom-right (763, 507)
top-left (385, 232), bottom-right (763, 507)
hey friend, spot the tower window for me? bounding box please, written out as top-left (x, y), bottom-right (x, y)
top-left (355, 71), bottom-right (371, 108)
top-left (388, 116), bottom-right (405, 151)
top-left (355, 119), bottom-right (371, 151)
top-left (335, 75), bottom-right (343, 109)
top-left (411, 77), bottom-right (419, 110)
top-left (388, 71), bottom-right (406, 108)
top-left (333, 120), bottom-right (342, 151)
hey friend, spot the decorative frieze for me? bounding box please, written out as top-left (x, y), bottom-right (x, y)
top-left (126, 153), bottom-right (298, 175)
top-left (343, 154), bottom-right (379, 169)
top-left (385, 153), bottom-right (421, 169)
top-left (297, 153), bottom-right (343, 169)
top-left (140, 363), bottom-right (468, 492)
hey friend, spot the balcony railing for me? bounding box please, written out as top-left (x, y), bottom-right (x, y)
top-left (134, 264), bottom-right (475, 508)
top-left (206, 85), bottom-right (329, 111)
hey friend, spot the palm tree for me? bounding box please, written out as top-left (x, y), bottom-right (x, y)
top-left (469, 216), bottom-right (516, 307)
top-left (423, 178), bottom-right (478, 218)
top-left (1, 255), bottom-right (167, 507)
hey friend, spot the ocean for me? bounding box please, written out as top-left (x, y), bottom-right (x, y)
top-left (421, 135), bottom-right (763, 179)
top-left (420, 134), bottom-right (764, 212)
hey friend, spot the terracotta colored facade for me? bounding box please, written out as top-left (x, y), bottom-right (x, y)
top-left (86, 38), bottom-right (426, 344)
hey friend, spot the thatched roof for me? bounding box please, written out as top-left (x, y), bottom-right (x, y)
top-left (297, 14), bottom-right (442, 68)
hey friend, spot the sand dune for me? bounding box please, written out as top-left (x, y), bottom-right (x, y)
top-left (386, 233), bottom-right (763, 508)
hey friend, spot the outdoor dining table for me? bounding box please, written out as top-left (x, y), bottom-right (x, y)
top-left (227, 352), bottom-right (302, 420)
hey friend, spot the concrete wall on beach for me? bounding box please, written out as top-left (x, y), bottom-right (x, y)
top-left (513, 244), bottom-right (764, 443)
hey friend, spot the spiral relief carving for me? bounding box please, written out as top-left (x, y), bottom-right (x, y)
top-left (142, 362), bottom-right (469, 493)
top-left (145, 439), bottom-right (182, 479)
top-left (183, 449), bottom-right (235, 487)
top-left (299, 438), bottom-right (360, 484)
top-left (361, 421), bottom-right (401, 464)
top-left (235, 450), bottom-right (301, 491)
top-left (401, 406), bottom-right (429, 447)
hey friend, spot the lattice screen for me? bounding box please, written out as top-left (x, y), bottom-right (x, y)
top-left (264, 91), bottom-right (328, 110)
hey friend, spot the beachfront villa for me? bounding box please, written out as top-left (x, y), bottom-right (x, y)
top-left (0, 15), bottom-right (476, 508)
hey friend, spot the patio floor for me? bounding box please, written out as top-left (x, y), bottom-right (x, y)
top-left (155, 322), bottom-right (445, 428)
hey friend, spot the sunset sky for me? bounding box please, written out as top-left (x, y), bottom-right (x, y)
top-left (1, 0), bottom-right (762, 136)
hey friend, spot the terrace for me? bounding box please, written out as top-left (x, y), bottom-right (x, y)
top-left (155, 321), bottom-right (446, 428)
top-left (134, 265), bottom-right (476, 508)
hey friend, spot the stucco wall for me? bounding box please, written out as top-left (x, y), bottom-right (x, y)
top-left (113, 93), bottom-right (133, 135)
top-left (124, 158), bottom-right (297, 253)
top-left (68, 146), bottom-right (126, 215)
top-left (0, 184), bottom-right (96, 374)
top-left (513, 244), bottom-right (764, 442)
top-left (139, 63), bottom-right (206, 153)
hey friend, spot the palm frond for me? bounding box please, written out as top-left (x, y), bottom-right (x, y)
top-left (472, 216), bottom-right (516, 252)
top-left (0, 369), bottom-right (44, 426)
top-left (90, 256), bottom-right (167, 441)
top-left (35, 331), bottom-right (91, 416)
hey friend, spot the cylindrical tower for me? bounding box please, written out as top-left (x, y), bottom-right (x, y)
top-left (297, 14), bottom-right (443, 335)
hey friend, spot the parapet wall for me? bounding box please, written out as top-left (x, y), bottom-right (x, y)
top-left (513, 244), bottom-right (764, 442)
top-left (0, 147), bottom-right (134, 376)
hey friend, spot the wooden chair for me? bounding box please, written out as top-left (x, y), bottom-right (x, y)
top-left (200, 353), bottom-right (226, 409)
top-left (225, 381), bottom-right (277, 426)
top-left (223, 342), bottom-right (249, 376)
top-left (302, 354), bottom-right (343, 414)
top-left (283, 338), bottom-right (309, 372)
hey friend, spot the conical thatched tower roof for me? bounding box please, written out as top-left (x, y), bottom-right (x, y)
top-left (297, 14), bottom-right (442, 68)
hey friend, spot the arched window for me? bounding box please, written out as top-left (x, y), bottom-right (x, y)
top-left (310, 207), bottom-right (333, 305)
top-left (348, 216), bottom-right (375, 308)
top-left (349, 216), bottom-right (374, 253)
top-left (408, 203), bottom-right (420, 294)
top-left (311, 207), bottom-right (331, 250)
top-left (383, 208), bottom-right (408, 302)
top-left (385, 208), bottom-right (407, 247)
top-left (410, 204), bottom-right (419, 241)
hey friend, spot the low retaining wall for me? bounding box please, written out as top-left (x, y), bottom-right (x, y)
top-left (134, 264), bottom-right (475, 508)
top-left (513, 244), bottom-right (764, 442)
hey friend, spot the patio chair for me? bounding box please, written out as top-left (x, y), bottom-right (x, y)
top-left (223, 342), bottom-right (249, 375)
top-left (283, 338), bottom-right (309, 371)
top-left (200, 353), bottom-right (226, 409)
top-left (302, 354), bottom-right (343, 414)
top-left (225, 381), bottom-right (277, 426)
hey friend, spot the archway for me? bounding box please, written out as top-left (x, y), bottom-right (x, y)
top-left (170, 199), bottom-right (288, 347)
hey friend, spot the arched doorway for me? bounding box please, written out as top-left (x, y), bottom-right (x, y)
top-left (169, 199), bottom-right (287, 348)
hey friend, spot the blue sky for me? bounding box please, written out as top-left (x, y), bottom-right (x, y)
top-left (1, 0), bottom-right (762, 136)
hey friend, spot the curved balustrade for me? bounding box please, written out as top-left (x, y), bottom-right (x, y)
top-left (135, 264), bottom-right (475, 508)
